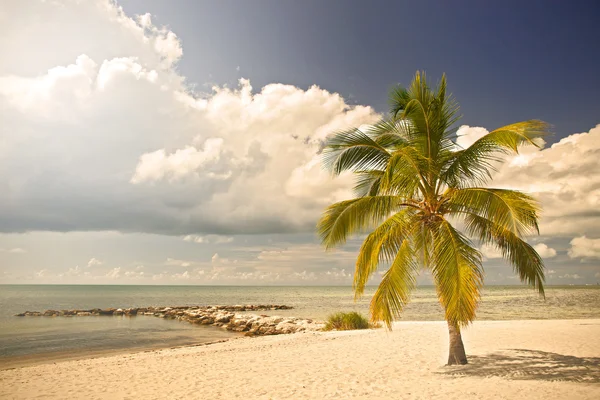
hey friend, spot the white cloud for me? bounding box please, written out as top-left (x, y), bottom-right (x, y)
top-left (66, 265), bottom-right (91, 277)
top-left (455, 125), bottom-right (489, 149)
top-left (171, 270), bottom-right (191, 280)
top-left (457, 125), bottom-right (600, 238)
top-left (293, 270), bottom-right (318, 281)
top-left (0, 1), bottom-right (379, 236)
top-left (559, 273), bottom-right (581, 280)
top-left (568, 236), bottom-right (600, 259)
top-left (183, 234), bottom-right (234, 244)
top-left (152, 273), bottom-right (165, 281)
top-left (105, 267), bottom-right (121, 279)
top-left (124, 265), bottom-right (145, 278)
top-left (480, 244), bottom-right (503, 259)
top-left (533, 243), bottom-right (557, 258)
top-left (165, 258), bottom-right (193, 267)
top-left (131, 138), bottom-right (226, 184)
top-left (0, 0), bottom-right (182, 76)
top-left (87, 257), bottom-right (103, 268)
top-left (35, 269), bottom-right (48, 278)
top-left (210, 252), bottom-right (236, 267)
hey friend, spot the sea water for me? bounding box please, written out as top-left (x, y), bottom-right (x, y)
top-left (1, 285), bottom-right (599, 366)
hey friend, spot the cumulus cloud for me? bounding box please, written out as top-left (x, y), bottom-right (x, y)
top-left (568, 236), bottom-right (600, 259)
top-left (105, 267), bottom-right (121, 279)
top-left (87, 257), bottom-right (103, 268)
top-left (0, 1), bottom-right (378, 236)
top-left (131, 138), bottom-right (226, 184)
top-left (66, 265), bottom-right (91, 278)
top-left (533, 243), bottom-right (557, 259)
top-left (456, 125), bottom-right (600, 238)
top-left (171, 270), bottom-right (191, 280)
top-left (124, 265), bottom-right (145, 278)
top-left (0, 1), bottom-right (182, 76)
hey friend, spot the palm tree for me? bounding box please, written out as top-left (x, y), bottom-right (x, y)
top-left (317, 71), bottom-right (549, 365)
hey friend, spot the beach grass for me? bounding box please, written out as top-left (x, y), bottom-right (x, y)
top-left (324, 311), bottom-right (372, 331)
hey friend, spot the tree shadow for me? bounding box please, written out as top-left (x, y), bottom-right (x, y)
top-left (442, 349), bottom-right (600, 383)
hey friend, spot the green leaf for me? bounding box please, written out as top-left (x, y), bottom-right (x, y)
top-left (442, 120), bottom-right (552, 187)
top-left (464, 213), bottom-right (545, 296)
top-left (322, 128), bottom-right (391, 175)
top-left (317, 196), bottom-right (411, 249)
top-left (431, 220), bottom-right (483, 328)
top-left (370, 239), bottom-right (418, 329)
top-left (446, 188), bottom-right (540, 236)
top-left (354, 209), bottom-right (419, 297)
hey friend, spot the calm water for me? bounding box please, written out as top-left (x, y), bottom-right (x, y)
top-left (1, 285), bottom-right (599, 366)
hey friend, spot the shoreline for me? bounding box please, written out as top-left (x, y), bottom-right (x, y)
top-left (2, 317), bottom-right (600, 371)
top-left (1, 319), bottom-right (599, 399)
top-left (0, 337), bottom-right (242, 371)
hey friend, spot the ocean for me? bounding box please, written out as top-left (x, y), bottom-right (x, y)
top-left (1, 284), bottom-right (599, 367)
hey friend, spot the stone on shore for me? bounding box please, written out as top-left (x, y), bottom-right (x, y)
top-left (14, 304), bottom-right (323, 336)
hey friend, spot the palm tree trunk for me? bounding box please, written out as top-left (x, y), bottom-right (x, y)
top-left (447, 322), bottom-right (468, 365)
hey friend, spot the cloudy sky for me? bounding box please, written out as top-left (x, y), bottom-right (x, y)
top-left (1, 0), bottom-right (599, 285)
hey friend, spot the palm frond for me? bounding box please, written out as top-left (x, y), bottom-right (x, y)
top-left (431, 73), bottom-right (462, 145)
top-left (431, 219), bottom-right (483, 328)
top-left (446, 188), bottom-right (540, 236)
top-left (441, 120), bottom-right (552, 187)
top-left (365, 119), bottom-right (413, 148)
top-left (353, 170), bottom-right (384, 197)
top-left (354, 209), bottom-right (419, 297)
top-left (388, 85), bottom-right (411, 118)
top-left (317, 71), bottom-right (548, 334)
top-left (379, 146), bottom-right (429, 197)
top-left (317, 196), bottom-right (410, 249)
top-left (370, 239), bottom-right (418, 329)
top-left (463, 212), bottom-right (545, 296)
top-left (412, 219), bottom-right (434, 269)
top-left (321, 127), bottom-right (391, 175)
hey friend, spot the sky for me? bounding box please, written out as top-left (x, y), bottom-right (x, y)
top-left (0, 0), bottom-right (599, 286)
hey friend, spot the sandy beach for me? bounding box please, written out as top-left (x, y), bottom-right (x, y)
top-left (1, 319), bottom-right (599, 399)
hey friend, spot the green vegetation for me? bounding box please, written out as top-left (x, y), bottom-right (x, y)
top-left (324, 311), bottom-right (372, 331)
top-left (317, 71), bottom-right (550, 364)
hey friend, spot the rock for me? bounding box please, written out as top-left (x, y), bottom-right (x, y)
top-left (13, 304), bottom-right (324, 336)
top-left (214, 313), bottom-right (232, 323)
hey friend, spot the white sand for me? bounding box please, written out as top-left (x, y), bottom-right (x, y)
top-left (1, 319), bottom-right (599, 399)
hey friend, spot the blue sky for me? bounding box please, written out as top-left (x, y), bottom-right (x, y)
top-left (120, 0), bottom-right (600, 141)
top-left (0, 0), bottom-right (599, 285)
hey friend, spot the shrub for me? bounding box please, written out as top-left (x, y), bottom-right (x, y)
top-left (324, 311), bottom-right (373, 331)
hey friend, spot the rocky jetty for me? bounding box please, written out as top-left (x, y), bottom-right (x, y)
top-left (15, 305), bottom-right (324, 336)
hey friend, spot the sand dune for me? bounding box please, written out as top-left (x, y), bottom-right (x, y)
top-left (1, 319), bottom-right (599, 399)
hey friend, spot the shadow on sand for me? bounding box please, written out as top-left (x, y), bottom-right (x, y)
top-left (442, 349), bottom-right (600, 383)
